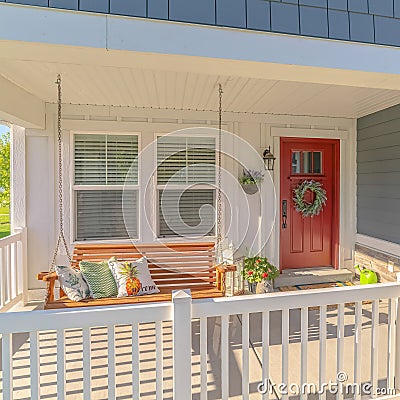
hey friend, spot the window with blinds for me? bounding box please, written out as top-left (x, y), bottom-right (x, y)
top-left (157, 136), bottom-right (216, 238)
top-left (74, 134), bottom-right (139, 241)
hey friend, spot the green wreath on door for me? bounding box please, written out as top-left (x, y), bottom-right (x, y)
top-left (293, 180), bottom-right (327, 217)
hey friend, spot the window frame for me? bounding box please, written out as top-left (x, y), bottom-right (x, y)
top-left (290, 149), bottom-right (324, 176)
top-left (70, 131), bottom-right (141, 244)
top-left (154, 132), bottom-right (219, 240)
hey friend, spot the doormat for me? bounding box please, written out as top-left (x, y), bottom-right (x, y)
top-left (278, 281), bottom-right (373, 310)
top-left (279, 281), bottom-right (354, 292)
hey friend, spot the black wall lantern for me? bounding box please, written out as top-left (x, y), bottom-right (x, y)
top-left (263, 146), bottom-right (276, 171)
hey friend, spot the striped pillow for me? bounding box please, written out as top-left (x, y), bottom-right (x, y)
top-left (80, 261), bottom-right (118, 299)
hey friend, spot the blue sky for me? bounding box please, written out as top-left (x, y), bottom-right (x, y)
top-left (0, 124), bottom-right (9, 138)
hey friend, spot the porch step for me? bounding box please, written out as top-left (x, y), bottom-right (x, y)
top-left (274, 267), bottom-right (354, 288)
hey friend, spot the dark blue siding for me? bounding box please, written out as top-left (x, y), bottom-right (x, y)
top-left (357, 104), bottom-right (400, 245)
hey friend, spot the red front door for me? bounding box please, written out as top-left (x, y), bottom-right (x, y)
top-left (280, 138), bottom-right (340, 270)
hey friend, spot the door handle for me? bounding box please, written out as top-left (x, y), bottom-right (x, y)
top-left (282, 200), bottom-right (287, 229)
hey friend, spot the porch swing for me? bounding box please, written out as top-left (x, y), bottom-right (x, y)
top-left (37, 76), bottom-right (236, 309)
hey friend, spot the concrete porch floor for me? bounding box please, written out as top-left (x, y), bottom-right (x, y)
top-left (0, 299), bottom-right (394, 400)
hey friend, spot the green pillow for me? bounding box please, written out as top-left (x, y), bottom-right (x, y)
top-left (80, 261), bottom-right (118, 299)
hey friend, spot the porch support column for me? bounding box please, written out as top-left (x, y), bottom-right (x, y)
top-left (172, 289), bottom-right (192, 400)
top-left (10, 125), bottom-right (26, 230)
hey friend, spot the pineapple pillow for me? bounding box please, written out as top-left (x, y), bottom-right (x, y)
top-left (108, 256), bottom-right (160, 297)
top-left (55, 265), bottom-right (91, 302)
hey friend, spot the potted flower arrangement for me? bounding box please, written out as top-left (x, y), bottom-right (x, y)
top-left (241, 256), bottom-right (279, 294)
top-left (239, 170), bottom-right (264, 195)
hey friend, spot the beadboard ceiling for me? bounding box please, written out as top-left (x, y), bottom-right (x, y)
top-left (0, 58), bottom-right (399, 119)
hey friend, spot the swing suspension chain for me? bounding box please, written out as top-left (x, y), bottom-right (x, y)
top-left (216, 84), bottom-right (223, 261)
top-left (49, 75), bottom-right (72, 272)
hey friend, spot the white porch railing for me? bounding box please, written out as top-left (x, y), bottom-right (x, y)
top-left (0, 227), bottom-right (27, 312)
top-left (1, 283), bottom-right (400, 399)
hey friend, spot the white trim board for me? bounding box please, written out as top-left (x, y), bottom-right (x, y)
top-left (271, 127), bottom-right (349, 140)
top-left (356, 234), bottom-right (400, 259)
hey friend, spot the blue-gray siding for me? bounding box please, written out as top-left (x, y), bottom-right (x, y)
top-left (4, 0), bottom-right (400, 47)
top-left (357, 104), bottom-right (400, 245)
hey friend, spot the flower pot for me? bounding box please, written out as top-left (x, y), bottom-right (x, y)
top-left (247, 281), bottom-right (274, 294)
top-left (256, 282), bottom-right (265, 294)
top-left (247, 281), bottom-right (257, 294)
top-left (264, 280), bottom-right (274, 293)
top-left (241, 183), bottom-right (258, 195)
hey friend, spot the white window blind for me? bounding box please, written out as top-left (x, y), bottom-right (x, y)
top-left (74, 134), bottom-right (139, 241)
top-left (157, 136), bottom-right (216, 238)
top-left (159, 189), bottom-right (215, 238)
top-left (75, 134), bottom-right (138, 185)
top-left (76, 190), bottom-right (137, 241)
top-left (157, 136), bottom-right (215, 184)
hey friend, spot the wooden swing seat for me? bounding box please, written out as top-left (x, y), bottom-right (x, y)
top-left (38, 242), bottom-right (236, 310)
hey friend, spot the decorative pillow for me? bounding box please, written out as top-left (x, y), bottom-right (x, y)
top-left (55, 265), bottom-right (91, 302)
top-left (108, 256), bottom-right (160, 297)
top-left (79, 261), bottom-right (118, 299)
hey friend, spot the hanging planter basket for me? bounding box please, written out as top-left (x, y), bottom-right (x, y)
top-left (241, 183), bottom-right (259, 195)
top-left (239, 170), bottom-right (263, 195)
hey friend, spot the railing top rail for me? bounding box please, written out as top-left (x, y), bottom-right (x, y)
top-left (192, 282), bottom-right (400, 318)
top-left (0, 302), bottom-right (173, 334)
top-left (0, 231), bottom-right (22, 247)
top-left (2, 283), bottom-right (399, 334)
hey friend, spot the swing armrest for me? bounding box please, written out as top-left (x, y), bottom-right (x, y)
top-left (37, 272), bottom-right (59, 304)
top-left (215, 264), bottom-right (237, 273)
top-left (37, 271), bottom-right (59, 282)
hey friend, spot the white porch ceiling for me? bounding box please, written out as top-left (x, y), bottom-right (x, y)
top-left (0, 58), bottom-right (400, 119)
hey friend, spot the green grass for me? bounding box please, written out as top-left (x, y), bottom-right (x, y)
top-left (0, 207), bottom-right (10, 238)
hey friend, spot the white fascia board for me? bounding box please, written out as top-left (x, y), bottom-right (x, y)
top-left (0, 74), bottom-right (45, 129)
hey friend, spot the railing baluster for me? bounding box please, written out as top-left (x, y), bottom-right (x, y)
top-left (6, 244), bottom-right (11, 303)
top-left (319, 305), bottom-right (327, 400)
top-left (132, 322), bottom-right (140, 399)
top-left (57, 329), bottom-right (66, 400)
top-left (1, 247), bottom-right (6, 306)
top-left (371, 300), bottom-right (379, 398)
top-left (2, 332), bottom-right (13, 400)
top-left (10, 242), bottom-right (17, 300)
top-left (337, 303), bottom-right (344, 400)
top-left (108, 326), bottom-right (116, 400)
top-left (354, 301), bottom-right (362, 400)
top-left (30, 331), bottom-right (40, 400)
top-left (282, 308), bottom-right (289, 400)
top-left (221, 315), bottom-right (229, 400)
top-left (387, 298), bottom-right (396, 390)
top-left (262, 311), bottom-right (269, 400)
top-left (155, 321), bottom-right (163, 400)
top-left (395, 298), bottom-right (400, 393)
top-left (242, 312), bottom-right (249, 400)
top-left (301, 307), bottom-right (308, 400)
top-left (82, 327), bottom-right (91, 400)
top-left (200, 317), bottom-right (207, 400)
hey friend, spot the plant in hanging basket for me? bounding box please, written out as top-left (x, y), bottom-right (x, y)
top-left (239, 169), bottom-right (264, 185)
top-left (241, 256), bottom-right (279, 294)
top-left (293, 180), bottom-right (327, 217)
top-left (239, 170), bottom-right (263, 195)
